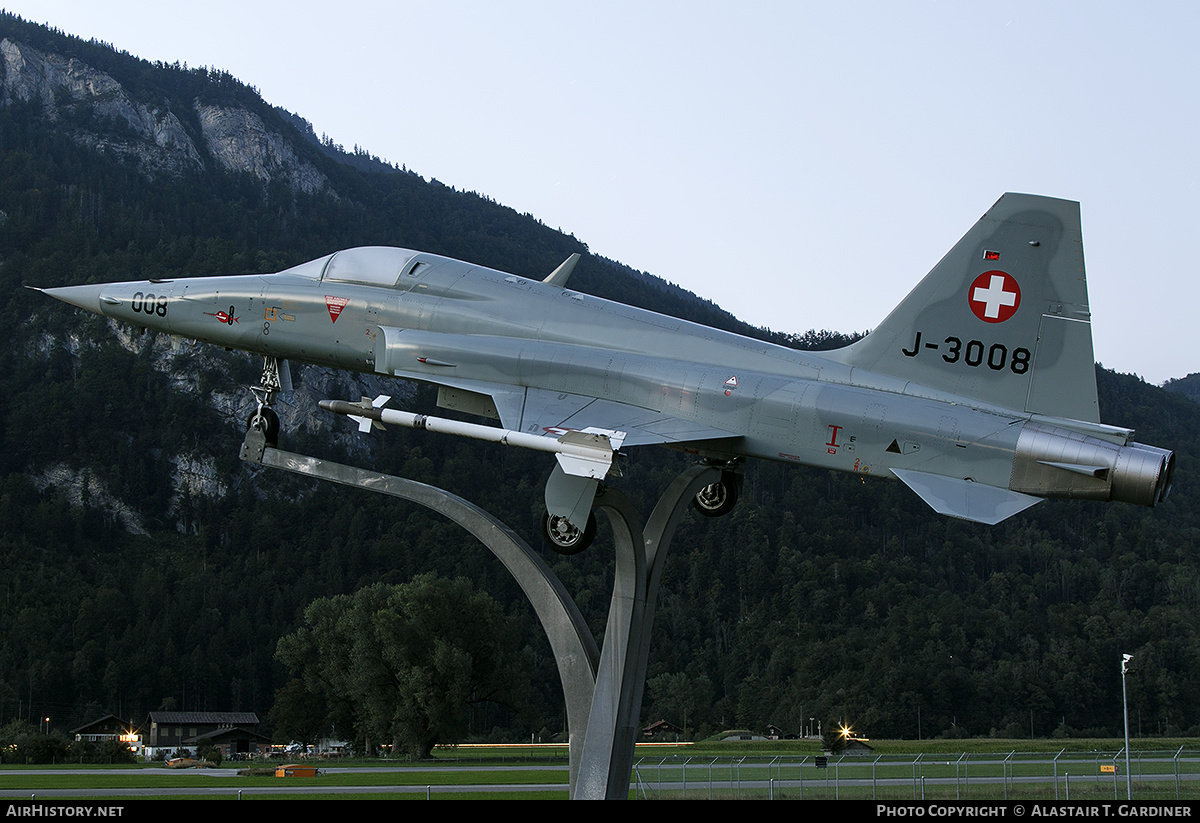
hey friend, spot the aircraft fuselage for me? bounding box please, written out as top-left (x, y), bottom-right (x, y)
top-left (41, 195), bottom-right (1175, 525)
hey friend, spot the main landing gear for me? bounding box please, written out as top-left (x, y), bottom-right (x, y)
top-left (542, 511), bottom-right (598, 555)
top-left (541, 463), bottom-right (743, 555)
top-left (691, 469), bottom-right (742, 518)
top-left (246, 356), bottom-right (289, 447)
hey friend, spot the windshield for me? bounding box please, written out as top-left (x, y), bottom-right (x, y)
top-left (323, 247), bottom-right (420, 285)
top-left (278, 247), bottom-right (422, 286)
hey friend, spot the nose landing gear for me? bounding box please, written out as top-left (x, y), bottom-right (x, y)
top-left (246, 407), bottom-right (281, 447)
top-left (247, 356), bottom-right (290, 447)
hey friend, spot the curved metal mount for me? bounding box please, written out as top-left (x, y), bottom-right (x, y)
top-left (575, 465), bottom-right (721, 799)
top-left (240, 428), bottom-right (718, 799)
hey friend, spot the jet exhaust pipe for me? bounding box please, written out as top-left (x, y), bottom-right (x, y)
top-left (1010, 423), bottom-right (1174, 507)
top-left (1112, 442), bottom-right (1175, 506)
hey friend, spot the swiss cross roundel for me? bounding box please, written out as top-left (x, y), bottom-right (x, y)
top-left (968, 270), bottom-right (1021, 323)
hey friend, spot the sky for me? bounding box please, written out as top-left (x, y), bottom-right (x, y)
top-left (6, 1), bottom-right (1199, 384)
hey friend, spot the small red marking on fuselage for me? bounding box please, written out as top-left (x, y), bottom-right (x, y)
top-left (325, 295), bottom-right (349, 323)
top-left (827, 424), bottom-right (843, 454)
top-left (204, 310), bottom-right (238, 325)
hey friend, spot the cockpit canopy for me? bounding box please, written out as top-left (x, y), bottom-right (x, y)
top-left (280, 247), bottom-right (430, 286)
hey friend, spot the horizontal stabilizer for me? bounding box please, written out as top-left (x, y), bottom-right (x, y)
top-left (892, 469), bottom-right (1040, 525)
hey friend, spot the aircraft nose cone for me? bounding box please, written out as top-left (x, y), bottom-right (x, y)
top-left (35, 283), bottom-right (114, 315)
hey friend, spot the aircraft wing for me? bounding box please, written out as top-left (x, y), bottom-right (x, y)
top-left (376, 327), bottom-right (739, 447)
top-left (400, 375), bottom-right (737, 448)
top-left (512, 387), bottom-right (737, 446)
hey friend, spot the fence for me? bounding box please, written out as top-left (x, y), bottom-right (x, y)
top-left (630, 748), bottom-right (1200, 800)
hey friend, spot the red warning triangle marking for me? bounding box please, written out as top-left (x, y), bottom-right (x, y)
top-left (325, 295), bottom-right (349, 323)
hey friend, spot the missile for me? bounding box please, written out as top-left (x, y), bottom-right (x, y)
top-left (319, 397), bottom-right (626, 480)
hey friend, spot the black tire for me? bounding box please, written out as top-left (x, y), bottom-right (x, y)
top-left (692, 472), bottom-right (740, 518)
top-left (541, 511), bottom-right (597, 555)
top-left (247, 407), bottom-right (280, 447)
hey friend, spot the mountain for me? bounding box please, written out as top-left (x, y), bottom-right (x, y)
top-left (1, 11), bottom-right (1196, 746)
top-left (1163, 373), bottom-right (1200, 404)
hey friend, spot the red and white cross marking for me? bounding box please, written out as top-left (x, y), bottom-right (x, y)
top-left (968, 271), bottom-right (1020, 323)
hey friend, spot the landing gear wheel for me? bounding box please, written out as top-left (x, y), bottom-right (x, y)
top-left (541, 511), bottom-right (597, 555)
top-left (692, 472), bottom-right (740, 518)
top-left (247, 407), bottom-right (280, 447)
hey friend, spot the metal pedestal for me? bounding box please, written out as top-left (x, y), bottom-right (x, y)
top-left (241, 428), bottom-right (718, 799)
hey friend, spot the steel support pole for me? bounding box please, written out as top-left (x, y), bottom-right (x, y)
top-left (574, 466), bottom-right (720, 799)
top-left (241, 428), bottom-right (718, 799)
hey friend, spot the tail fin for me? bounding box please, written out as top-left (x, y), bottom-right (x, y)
top-left (830, 193), bottom-right (1099, 423)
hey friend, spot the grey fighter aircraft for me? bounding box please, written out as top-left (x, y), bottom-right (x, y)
top-left (37, 193), bottom-right (1174, 552)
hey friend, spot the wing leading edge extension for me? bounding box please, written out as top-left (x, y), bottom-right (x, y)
top-left (374, 327), bottom-right (738, 447)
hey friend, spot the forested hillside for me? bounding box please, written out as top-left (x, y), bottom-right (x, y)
top-left (1, 12), bottom-right (1196, 748)
top-left (1164, 373), bottom-right (1200, 405)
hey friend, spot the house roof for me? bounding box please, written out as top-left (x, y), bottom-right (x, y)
top-left (189, 726), bottom-right (274, 743)
top-left (70, 714), bottom-right (136, 735)
top-left (643, 719), bottom-right (680, 731)
top-left (148, 712), bottom-right (259, 725)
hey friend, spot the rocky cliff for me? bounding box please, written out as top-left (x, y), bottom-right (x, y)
top-left (1, 36), bottom-right (328, 193)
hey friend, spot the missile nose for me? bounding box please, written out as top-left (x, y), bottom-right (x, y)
top-left (33, 283), bottom-right (116, 315)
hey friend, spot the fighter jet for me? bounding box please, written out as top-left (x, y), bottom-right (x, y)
top-left (36, 193), bottom-right (1174, 552)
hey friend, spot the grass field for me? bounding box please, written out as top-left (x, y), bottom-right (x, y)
top-left (2, 739), bottom-right (1198, 801)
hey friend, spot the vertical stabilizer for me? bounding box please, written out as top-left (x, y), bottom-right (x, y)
top-left (829, 194), bottom-right (1098, 422)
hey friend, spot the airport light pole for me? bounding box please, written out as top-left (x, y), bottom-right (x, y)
top-left (1121, 653), bottom-right (1133, 799)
